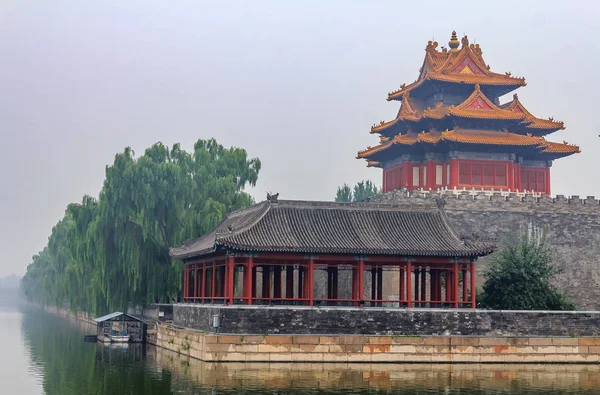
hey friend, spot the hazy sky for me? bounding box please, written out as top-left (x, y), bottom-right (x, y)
top-left (1, 1), bottom-right (599, 276)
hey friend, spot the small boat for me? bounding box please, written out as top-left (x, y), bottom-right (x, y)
top-left (103, 329), bottom-right (131, 343)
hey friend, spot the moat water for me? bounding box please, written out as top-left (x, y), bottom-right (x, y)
top-left (3, 304), bottom-right (600, 394)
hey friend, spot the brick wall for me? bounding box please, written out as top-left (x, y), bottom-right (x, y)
top-left (173, 304), bottom-right (600, 337)
top-left (367, 190), bottom-right (600, 310)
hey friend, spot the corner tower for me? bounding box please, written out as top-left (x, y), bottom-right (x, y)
top-left (357, 31), bottom-right (579, 194)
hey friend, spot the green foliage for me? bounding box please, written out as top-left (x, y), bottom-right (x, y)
top-left (21, 139), bottom-right (260, 315)
top-left (479, 226), bottom-right (575, 311)
top-left (334, 180), bottom-right (379, 202)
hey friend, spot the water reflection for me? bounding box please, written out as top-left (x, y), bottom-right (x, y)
top-left (16, 306), bottom-right (600, 394)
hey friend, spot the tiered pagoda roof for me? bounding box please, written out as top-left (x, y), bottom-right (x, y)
top-left (359, 31), bottom-right (579, 167)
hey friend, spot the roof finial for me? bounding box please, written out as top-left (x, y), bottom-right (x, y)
top-left (448, 30), bottom-right (460, 52)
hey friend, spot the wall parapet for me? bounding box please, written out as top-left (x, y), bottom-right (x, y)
top-left (173, 305), bottom-right (600, 337)
top-left (367, 188), bottom-right (600, 212)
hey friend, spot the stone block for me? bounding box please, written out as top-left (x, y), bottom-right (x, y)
top-left (480, 354), bottom-right (503, 363)
top-left (291, 353), bottom-right (323, 362)
top-left (347, 353), bottom-right (370, 362)
top-left (242, 336), bottom-right (265, 344)
top-left (269, 353), bottom-right (292, 362)
top-left (393, 337), bottom-right (424, 345)
top-left (390, 345), bottom-right (417, 354)
top-left (578, 346), bottom-right (589, 354)
top-left (451, 337), bottom-right (478, 346)
top-left (293, 336), bottom-right (320, 345)
top-left (405, 354), bottom-right (433, 362)
top-left (453, 345), bottom-right (474, 354)
top-left (587, 346), bottom-right (600, 353)
top-left (507, 338), bottom-right (529, 346)
top-left (363, 344), bottom-right (391, 353)
top-left (528, 338), bottom-right (553, 346)
top-left (204, 335), bottom-right (219, 344)
top-left (431, 353), bottom-right (452, 363)
top-left (217, 335), bottom-right (243, 344)
top-left (205, 343), bottom-right (233, 353)
top-left (423, 337), bottom-right (450, 345)
top-left (298, 344), bottom-right (329, 353)
top-left (244, 353), bottom-right (270, 362)
top-left (555, 346), bottom-right (578, 353)
top-left (552, 337), bottom-right (579, 346)
top-left (479, 338), bottom-right (509, 346)
top-left (533, 345), bottom-right (557, 354)
top-left (343, 344), bottom-right (363, 353)
top-left (319, 336), bottom-right (340, 345)
top-left (233, 344), bottom-right (259, 353)
top-left (492, 345), bottom-right (517, 354)
top-left (328, 344), bottom-right (344, 353)
top-left (341, 336), bottom-right (368, 345)
top-left (370, 353), bottom-right (402, 363)
top-left (579, 338), bottom-right (600, 346)
top-left (258, 344), bottom-right (292, 353)
top-left (322, 353), bottom-right (349, 363)
top-left (265, 336), bottom-right (293, 344)
top-left (369, 336), bottom-right (392, 345)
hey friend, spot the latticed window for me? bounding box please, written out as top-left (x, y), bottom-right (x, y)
top-left (412, 166), bottom-right (420, 187)
top-left (458, 162), bottom-right (508, 187)
top-left (521, 168), bottom-right (546, 193)
top-left (383, 164), bottom-right (406, 191)
top-left (435, 165), bottom-right (443, 185)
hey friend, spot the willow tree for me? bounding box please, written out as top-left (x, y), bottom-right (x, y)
top-left (21, 138), bottom-right (261, 315)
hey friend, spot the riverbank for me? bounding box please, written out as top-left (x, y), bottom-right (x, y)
top-left (153, 324), bottom-right (600, 364)
top-left (45, 305), bottom-right (600, 364)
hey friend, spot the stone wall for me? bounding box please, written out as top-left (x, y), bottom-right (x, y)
top-left (367, 190), bottom-right (600, 310)
top-left (155, 324), bottom-right (600, 363)
top-left (174, 304), bottom-right (600, 337)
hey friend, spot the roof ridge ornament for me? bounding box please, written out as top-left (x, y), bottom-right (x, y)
top-left (448, 31), bottom-right (460, 52)
top-left (266, 192), bottom-right (279, 202)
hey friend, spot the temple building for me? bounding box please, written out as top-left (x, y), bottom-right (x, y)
top-left (357, 31), bottom-right (580, 194)
top-left (171, 197), bottom-right (494, 308)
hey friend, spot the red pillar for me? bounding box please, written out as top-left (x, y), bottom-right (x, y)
top-left (515, 163), bottom-right (522, 191)
top-left (399, 265), bottom-right (405, 306)
top-left (308, 258), bottom-right (315, 306)
top-left (194, 266), bottom-right (200, 302)
top-left (244, 257), bottom-right (253, 305)
top-left (462, 268), bottom-right (468, 305)
top-left (414, 268), bottom-right (420, 306)
top-left (545, 167), bottom-right (551, 195)
top-left (224, 261), bottom-right (229, 304)
top-left (429, 268), bottom-right (435, 307)
top-left (183, 263), bottom-right (189, 301)
top-left (470, 261), bottom-right (476, 308)
top-left (453, 261), bottom-right (459, 308)
top-left (420, 268), bottom-right (426, 303)
top-left (358, 258), bottom-right (365, 305)
top-left (201, 263), bottom-right (206, 304)
top-left (405, 162), bottom-right (413, 190)
top-left (406, 261), bottom-right (412, 308)
top-left (445, 270), bottom-right (451, 302)
top-left (211, 260), bottom-right (216, 304)
top-left (370, 267), bottom-right (377, 302)
top-left (228, 256), bottom-right (235, 305)
top-left (376, 266), bottom-right (383, 306)
top-left (285, 264), bottom-right (294, 299)
top-left (450, 159), bottom-right (459, 189)
top-left (426, 161), bottom-right (435, 190)
top-left (304, 263), bottom-right (311, 305)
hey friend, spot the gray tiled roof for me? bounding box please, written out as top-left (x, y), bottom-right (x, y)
top-left (170, 200), bottom-right (494, 260)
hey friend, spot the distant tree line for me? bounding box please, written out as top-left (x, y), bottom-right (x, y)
top-left (335, 180), bottom-right (379, 202)
top-left (21, 139), bottom-right (260, 315)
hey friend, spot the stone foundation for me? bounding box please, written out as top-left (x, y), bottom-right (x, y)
top-left (154, 324), bottom-right (600, 363)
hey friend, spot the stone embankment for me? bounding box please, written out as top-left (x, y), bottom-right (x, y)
top-left (154, 324), bottom-right (600, 363)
